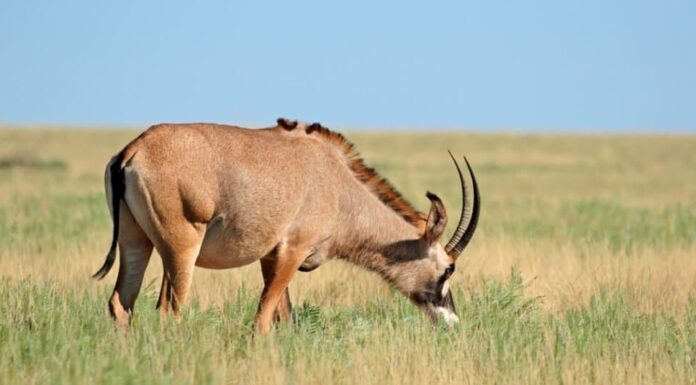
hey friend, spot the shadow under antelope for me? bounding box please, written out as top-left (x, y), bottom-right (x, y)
top-left (94, 118), bottom-right (480, 333)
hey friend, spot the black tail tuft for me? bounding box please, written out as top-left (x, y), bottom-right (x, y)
top-left (93, 152), bottom-right (126, 280)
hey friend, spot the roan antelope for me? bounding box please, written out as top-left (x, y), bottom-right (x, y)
top-left (94, 118), bottom-right (480, 333)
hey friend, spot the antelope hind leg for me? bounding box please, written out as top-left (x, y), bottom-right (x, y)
top-left (159, 242), bottom-right (202, 318)
top-left (156, 271), bottom-right (171, 314)
top-left (108, 205), bottom-right (154, 330)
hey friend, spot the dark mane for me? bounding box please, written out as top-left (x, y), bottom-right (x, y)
top-left (277, 118), bottom-right (427, 229)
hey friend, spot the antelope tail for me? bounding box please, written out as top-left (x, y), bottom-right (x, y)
top-left (93, 152), bottom-right (126, 280)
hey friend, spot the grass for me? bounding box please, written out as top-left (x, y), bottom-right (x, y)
top-left (0, 126), bottom-right (695, 384)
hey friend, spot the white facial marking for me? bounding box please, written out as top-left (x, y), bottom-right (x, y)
top-left (436, 306), bottom-right (460, 325)
top-left (441, 280), bottom-right (450, 297)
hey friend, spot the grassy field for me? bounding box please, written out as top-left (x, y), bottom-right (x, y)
top-left (0, 127), bottom-right (695, 385)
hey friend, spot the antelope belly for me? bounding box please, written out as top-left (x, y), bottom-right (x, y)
top-left (194, 216), bottom-right (271, 269)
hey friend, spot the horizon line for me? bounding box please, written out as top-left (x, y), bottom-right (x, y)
top-left (1, 121), bottom-right (695, 136)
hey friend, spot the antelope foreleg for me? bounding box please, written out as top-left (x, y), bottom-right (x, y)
top-left (260, 258), bottom-right (293, 323)
top-left (255, 246), bottom-right (307, 334)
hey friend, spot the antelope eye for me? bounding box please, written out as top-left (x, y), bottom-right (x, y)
top-left (444, 265), bottom-right (455, 279)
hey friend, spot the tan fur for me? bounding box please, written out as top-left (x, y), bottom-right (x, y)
top-left (278, 121), bottom-right (428, 230)
top-left (102, 119), bottom-right (460, 332)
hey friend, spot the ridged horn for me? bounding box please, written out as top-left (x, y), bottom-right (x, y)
top-left (444, 152), bottom-right (480, 258)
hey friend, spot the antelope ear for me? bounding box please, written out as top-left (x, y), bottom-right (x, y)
top-left (306, 122), bottom-right (323, 134)
top-left (424, 191), bottom-right (448, 244)
top-left (277, 118), bottom-right (298, 130)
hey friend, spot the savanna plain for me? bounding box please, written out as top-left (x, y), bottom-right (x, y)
top-left (0, 127), bottom-right (695, 385)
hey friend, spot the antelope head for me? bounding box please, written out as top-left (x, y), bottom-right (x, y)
top-left (385, 153), bottom-right (480, 326)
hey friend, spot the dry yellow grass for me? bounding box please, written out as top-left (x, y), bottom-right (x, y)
top-left (0, 127), bottom-right (694, 385)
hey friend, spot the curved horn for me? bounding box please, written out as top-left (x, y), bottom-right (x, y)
top-left (444, 152), bottom-right (480, 258)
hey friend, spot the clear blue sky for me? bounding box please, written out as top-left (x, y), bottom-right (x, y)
top-left (1, 0), bottom-right (695, 131)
